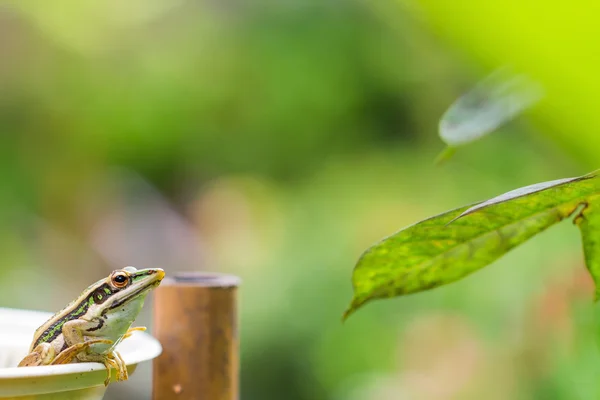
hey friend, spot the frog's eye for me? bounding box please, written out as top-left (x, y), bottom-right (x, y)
top-left (111, 272), bottom-right (130, 288)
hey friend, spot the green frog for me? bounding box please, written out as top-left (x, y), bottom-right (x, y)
top-left (18, 266), bottom-right (165, 386)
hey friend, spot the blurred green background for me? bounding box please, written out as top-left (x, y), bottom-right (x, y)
top-left (1, 1), bottom-right (600, 399)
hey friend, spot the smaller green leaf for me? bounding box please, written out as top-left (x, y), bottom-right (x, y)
top-left (344, 170), bottom-right (600, 320)
top-left (437, 67), bottom-right (543, 162)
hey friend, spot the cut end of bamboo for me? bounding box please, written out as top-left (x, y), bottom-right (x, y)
top-left (163, 272), bottom-right (241, 288)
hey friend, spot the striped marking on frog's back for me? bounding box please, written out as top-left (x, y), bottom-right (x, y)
top-left (30, 279), bottom-right (114, 350)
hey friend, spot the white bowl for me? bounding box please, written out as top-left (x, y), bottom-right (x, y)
top-left (0, 307), bottom-right (162, 400)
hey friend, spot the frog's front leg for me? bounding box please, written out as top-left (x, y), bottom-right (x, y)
top-left (17, 343), bottom-right (56, 367)
top-left (105, 351), bottom-right (129, 382)
top-left (61, 318), bottom-right (104, 349)
top-left (122, 326), bottom-right (146, 340)
top-left (61, 318), bottom-right (119, 385)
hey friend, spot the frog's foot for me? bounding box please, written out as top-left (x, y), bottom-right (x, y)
top-left (111, 351), bottom-right (129, 381)
top-left (51, 339), bottom-right (113, 366)
top-left (17, 343), bottom-right (55, 367)
top-left (81, 353), bottom-right (117, 387)
top-left (102, 351), bottom-right (128, 386)
top-left (69, 345), bottom-right (125, 386)
top-left (122, 326), bottom-right (146, 340)
top-left (101, 356), bottom-right (116, 386)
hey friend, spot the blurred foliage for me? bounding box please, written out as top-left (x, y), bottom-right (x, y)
top-left (0, 0), bottom-right (599, 399)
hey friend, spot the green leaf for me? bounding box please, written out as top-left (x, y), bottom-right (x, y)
top-left (344, 170), bottom-right (600, 320)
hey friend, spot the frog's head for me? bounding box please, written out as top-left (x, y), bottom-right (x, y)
top-left (89, 266), bottom-right (165, 322)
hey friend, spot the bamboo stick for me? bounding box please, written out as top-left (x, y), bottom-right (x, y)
top-left (152, 273), bottom-right (240, 400)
